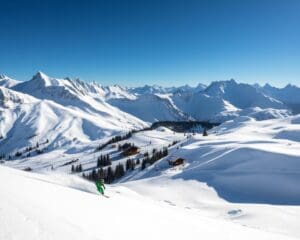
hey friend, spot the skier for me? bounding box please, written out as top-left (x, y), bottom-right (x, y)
top-left (95, 178), bottom-right (105, 196)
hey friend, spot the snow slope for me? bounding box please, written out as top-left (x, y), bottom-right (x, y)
top-left (0, 86), bottom-right (147, 154)
top-left (129, 83), bottom-right (207, 95)
top-left (238, 107), bottom-right (291, 120)
top-left (171, 91), bottom-right (239, 122)
top-left (2, 112), bottom-right (300, 239)
top-left (0, 74), bottom-right (20, 88)
top-left (108, 94), bottom-right (189, 122)
top-left (259, 83), bottom-right (300, 113)
top-left (262, 83), bottom-right (300, 104)
top-left (3, 72), bottom-right (292, 123)
top-left (5, 112), bottom-right (299, 205)
top-left (0, 166), bottom-right (297, 240)
top-left (205, 79), bottom-right (285, 109)
top-left (122, 176), bottom-right (300, 239)
top-left (110, 79), bottom-right (290, 123)
top-left (127, 115), bottom-right (300, 205)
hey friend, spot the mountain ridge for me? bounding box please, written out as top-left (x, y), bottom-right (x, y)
top-left (2, 71), bottom-right (298, 123)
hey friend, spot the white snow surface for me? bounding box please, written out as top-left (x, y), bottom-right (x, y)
top-left (114, 115), bottom-right (300, 205)
top-left (0, 166), bottom-right (299, 240)
top-left (256, 83), bottom-right (300, 113)
top-left (0, 75), bottom-right (20, 88)
top-left (1, 87), bottom-right (300, 239)
top-left (204, 79), bottom-right (285, 109)
top-left (108, 93), bottom-right (189, 122)
top-left (0, 86), bottom-right (147, 154)
top-left (109, 79), bottom-right (292, 123)
top-left (0, 72), bottom-right (294, 123)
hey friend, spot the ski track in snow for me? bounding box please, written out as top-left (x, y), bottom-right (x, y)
top-left (0, 166), bottom-right (299, 240)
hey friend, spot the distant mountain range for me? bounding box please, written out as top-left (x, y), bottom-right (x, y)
top-left (254, 83), bottom-right (300, 114)
top-left (0, 72), bottom-right (298, 154)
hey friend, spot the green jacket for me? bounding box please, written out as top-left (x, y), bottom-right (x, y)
top-left (96, 180), bottom-right (105, 194)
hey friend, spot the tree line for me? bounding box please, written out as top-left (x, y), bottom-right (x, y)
top-left (97, 154), bottom-right (111, 167)
top-left (141, 147), bottom-right (168, 170)
top-left (71, 164), bottom-right (83, 173)
top-left (95, 132), bottom-right (133, 152)
top-left (83, 146), bottom-right (168, 184)
top-left (83, 164), bottom-right (125, 184)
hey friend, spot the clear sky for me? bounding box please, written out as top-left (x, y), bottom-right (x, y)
top-left (0, 0), bottom-right (299, 87)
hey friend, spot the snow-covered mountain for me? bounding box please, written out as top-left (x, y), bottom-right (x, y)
top-left (0, 72), bottom-right (292, 124)
top-left (204, 79), bottom-right (285, 109)
top-left (13, 72), bottom-right (104, 104)
top-left (12, 72), bottom-right (145, 122)
top-left (1, 71), bottom-right (300, 240)
top-left (108, 94), bottom-right (190, 122)
top-left (171, 91), bottom-right (239, 122)
top-left (103, 85), bottom-right (135, 100)
top-left (0, 74), bottom-right (20, 88)
top-left (111, 79), bottom-right (290, 123)
top-left (126, 114), bottom-right (300, 205)
top-left (0, 71), bottom-right (297, 157)
top-left (128, 84), bottom-right (171, 95)
top-left (0, 86), bottom-right (147, 155)
top-left (2, 114), bottom-right (300, 239)
top-left (172, 83), bottom-right (207, 93)
top-left (256, 83), bottom-right (300, 114)
top-left (128, 83), bottom-right (206, 95)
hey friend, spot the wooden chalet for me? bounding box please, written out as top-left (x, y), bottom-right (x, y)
top-left (168, 158), bottom-right (185, 166)
top-left (122, 146), bottom-right (140, 156)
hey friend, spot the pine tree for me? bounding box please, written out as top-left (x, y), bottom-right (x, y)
top-left (91, 169), bottom-right (97, 181)
top-left (97, 167), bottom-right (105, 180)
top-left (163, 147), bottom-right (168, 156)
top-left (97, 155), bottom-right (102, 167)
top-left (114, 163), bottom-right (125, 179)
top-left (119, 163), bottom-right (125, 176)
top-left (15, 151), bottom-right (22, 157)
top-left (106, 166), bottom-right (114, 184)
top-left (131, 160), bottom-right (136, 170)
top-left (141, 159), bottom-right (146, 170)
top-left (203, 128), bottom-right (208, 136)
top-left (97, 154), bottom-right (111, 167)
top-left (126, 159), bottom-right (131, 171)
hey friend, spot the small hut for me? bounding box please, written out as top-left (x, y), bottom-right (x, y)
top-left (122, 146), bottom-right (140, 156)
top-left (168, 158), bottom-right (185, 166)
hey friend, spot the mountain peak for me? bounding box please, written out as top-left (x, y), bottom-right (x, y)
top-left (0, 75), bottom-right (20, 88)
top-left (0, 74), bottom-right (8, 79)
top-left (263, 83), bottom-right (275, 90)
top-left (29, 71), bottom-right (56, 87)
top-left (284, 83), bottom-right (296, 89)
top-left (32, 71), bottom-right (48, 80)
top-left (264, 83), bottom-right (272, 87)
top-left (64, 77), bottom-right (72, 81)
top-left (208, 79), bottom-right (237, 87)
top-left (229, 78), bottom-right (237, 83)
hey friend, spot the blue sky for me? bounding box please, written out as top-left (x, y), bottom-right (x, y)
top-left (0, 0), bottom-right (299, 87)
